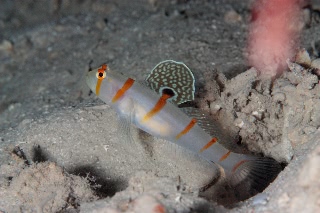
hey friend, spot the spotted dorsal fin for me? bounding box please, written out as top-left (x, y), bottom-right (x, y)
top-left (146, 60), bottom-right (195, 105)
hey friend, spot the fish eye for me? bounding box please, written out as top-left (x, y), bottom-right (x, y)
top-left (96, 70), bottom-right (106, 79)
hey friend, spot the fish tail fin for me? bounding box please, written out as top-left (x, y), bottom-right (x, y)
top-left (207, 157), bottom-right (282, 205)
top-left (229, 157), bottom-right (282, 194)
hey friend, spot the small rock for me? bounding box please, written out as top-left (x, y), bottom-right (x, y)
top-left (295, 48), bottom-right (311, 67)
top-left (287, 60), bottom-right (304, 74)
top-left (0, 40), bottom-right (13, 52)
top-left (311, 58), bottom-right (320, 69)
top-left (211, 104), bottom-right (221, 114)
top-left (251, 193), bottom-right (268, 206)
top-left (252, 111), bottom-right (263, 120)
top-left (311, 58), bottom-right (320, 76)
top-left (234, 118), bottom-right (244, 128)
top-left (224, 10), bottom-right (242, 24)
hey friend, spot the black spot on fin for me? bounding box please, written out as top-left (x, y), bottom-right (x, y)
top-left (146, 60), bottom-right (195, 105)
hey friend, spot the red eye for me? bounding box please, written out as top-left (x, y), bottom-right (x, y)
top-left (96, 70), bottom-right (106, 79)
top-left (96, 64), bottom-right (108, 79)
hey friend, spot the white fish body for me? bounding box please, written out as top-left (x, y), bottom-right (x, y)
top-left (86, 61), bottom-right (281, 190)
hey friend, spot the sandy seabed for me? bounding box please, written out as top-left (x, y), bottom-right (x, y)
top-left (0, 0), bottom-right (320, 212)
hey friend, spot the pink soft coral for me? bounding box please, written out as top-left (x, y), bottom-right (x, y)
top-left (247, 0), bottom-right (304, 77)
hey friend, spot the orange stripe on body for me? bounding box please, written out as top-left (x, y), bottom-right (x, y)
top-left (142, 93), bottom-right (172, 122)
top-left (175, 118), bottom-right (197, 140)
top-left (232, 160), bottom-right (249, 173)
top-left (95, 64), bottom-right (108, 96)
top-left (112, 78), bottom-right (135, 103)
top-left (199, 137), bottom-right (218, 153)
top-left (96, 79), bottom-right (103, 95)
top-left (219, 150), bottom-right (231, 161)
